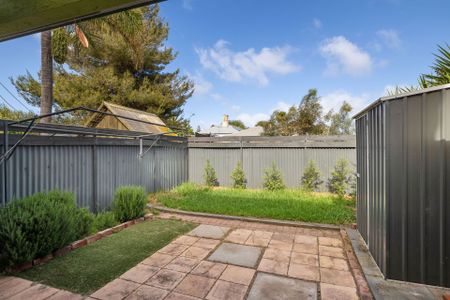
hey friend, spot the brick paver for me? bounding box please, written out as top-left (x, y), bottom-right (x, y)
top-left (1, 212), bottom-right (371, 300)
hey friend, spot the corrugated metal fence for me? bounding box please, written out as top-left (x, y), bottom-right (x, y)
top-left (188, 136), bottom-right (356, 191)
top-left (1, 131), bottom-right (187, 212)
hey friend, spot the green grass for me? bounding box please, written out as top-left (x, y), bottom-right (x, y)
top-left (17, 219), bottom-right (196, 295)
top-left (155, 183), bottom-right (356, 225)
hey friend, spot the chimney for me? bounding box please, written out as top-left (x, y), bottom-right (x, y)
top-left (222, 114), bottom-right (229, 127)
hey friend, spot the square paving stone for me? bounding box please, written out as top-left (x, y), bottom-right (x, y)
top-left (146, 269), bottom-right (186, 290)
top-left (268, 239), bottom-right (293, 251)
top-left (219, 265), bottom-right (255, 285)
top-left (181, 246), bottom-right (211, 260)
top-left (247, 273), bottom-right (317, 300)
top-left (294, 235), bottom-right (317, 245)
top-left (206, 280), bottom-right (248, 300)
top-left (141, 253), bottom-right (176, 268)
top-left (188, 224), bottom-right (230, 239)
top-left (319, 246), bottom-right (345, 259)
top-left (319, 256), bottom-right (349, 271)
top-left (158, 243), bottom-right (189, 256)
top-left (173, 235), bottom-right (200, 246)
top-left (320, 283), bottom-right (358, 300)
top-left (292, 243), bottom-right (318, 255)
top-left (262, 248), bottom-right (291, 263)
top-left (91, 278), bottom-right (140, 300)
top-left (208, 242), bottom-right (262, 268)
top-left (193, 238), bottom-right (221, 250)
top-left (191, 261), bottom-right (227, 278)
top-left (225, 229), bottom-right (252, 244)
top-left (320, 268), bottom-right (356, 288)
top-left (165, 256), bottom-right (199, 273)
top-left (318, 237), bottom-right (343, 247)
top-left (48, 290), bottom-right (84, 300)
top-left (245, 231), bottom-right (273, 247)
top-left (174, 274), bottom-right (216, 298)
top-left (165, 292), bottom-right (201, 300)
top-left (288, 263), bottom-right (320, 281)
top-left (0, 277), bottom-right (33, 299)
top-left (290, 252), bottom-right (319, 266)
top-left (120, 264), bottom-right (160, 283)
top-left (125, 285), bottom-right (168, 300)
top-left (9, 284), bottom-right (59, 300)
top-left (258, 258), bottom-right (288, 276)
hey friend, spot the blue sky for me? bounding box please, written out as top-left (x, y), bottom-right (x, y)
top-left (0, 0), bottom-right (449, 129)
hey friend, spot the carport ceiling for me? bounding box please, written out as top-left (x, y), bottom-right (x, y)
top-left (0, 0), bottom-right (163, 42)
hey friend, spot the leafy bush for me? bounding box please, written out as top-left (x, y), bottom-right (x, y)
top-left (91, 211), bottom-right (119, 233)
top-left (263, 162), bottom-right (285, 191)
top-left (112, 186), bottom-right (147, 222)
top-left (328, 159), bottom-right (353, 197)
top-left (231, 161), bottom-right (246, 189)
top-left (301, 160), bottom-right (322, 192)
top-left (203, 160), bottom-right (218, 187)
top-left (0, 190), bottom-right (92, 266)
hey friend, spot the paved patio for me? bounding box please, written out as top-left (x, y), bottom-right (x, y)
top-left (0, 213), bottom-right (372, 300)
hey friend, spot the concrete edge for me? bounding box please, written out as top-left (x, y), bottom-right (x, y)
top-left (148, 204), bottom-right (341, 231)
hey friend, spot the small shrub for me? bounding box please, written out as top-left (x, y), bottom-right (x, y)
top-left (76, 208), bottom-right (95, 237)
top-left (301, 160), bottom-right (322, 192)
top-left (328, 159), bottom-right (352, 197)
top-left (0, 190), bottom-right (92, 266)
top-left (91, 211), bottom-right (119, 233)
top-left (263, 162), bottom-right (285, 191)
top-left (231, 161), bottom-right (246, 189)
top-left (203, 160), bottom-right (218, 187)
top-left (112, 186), bottom-right (147, 222)
top-left (173, 182), bottom-right (207, 195)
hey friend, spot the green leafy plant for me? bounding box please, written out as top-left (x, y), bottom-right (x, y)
top-left (328, 159), bottom-right (352, 197)
top-left (0, 190), bottom-right (92, 266)
top-left (231, 161), bottom-right (246, 189)
top-left (203, 160), bottom-right (218, 187)
top-left (91, 211), bottom-right (119, 233)
top-left (112, 186), bottom-right (147, 222)
top-left (263, 162), bottom-right (285, 191)
top-left (301, 160), bottom-right (322, 192)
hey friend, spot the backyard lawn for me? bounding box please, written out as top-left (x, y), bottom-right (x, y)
top-left (17, 219), bottom-right (195, 295)
top-left (154, 183), bottom-right (356, 225)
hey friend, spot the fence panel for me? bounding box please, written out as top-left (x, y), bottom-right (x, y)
top-left (188, 136), bottom-right (356, 191)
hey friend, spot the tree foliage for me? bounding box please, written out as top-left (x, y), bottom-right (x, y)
top-left (228, 120), bottom-right (247, 130)
top-left (328, 159), bottom-right (353, 197)
top-left (11, 5), bottom-right (193, 132)
top-left (231, 161), bottom-right (246, 189)
top-left (0, 105), bottom-right (34, 120)
top-left (324, 101), bottom-right (354, 135)
top-left (203, 160), bottom-right (218, 187)
top-left (263, 162), bottom-right (285, 191)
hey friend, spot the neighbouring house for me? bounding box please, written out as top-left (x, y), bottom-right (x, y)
top-left (198, 114), bottom-right (263, 137)
top-left (85, 101), bottom-right (171, 134)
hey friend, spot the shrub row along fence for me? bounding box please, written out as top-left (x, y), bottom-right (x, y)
top-left (0, 121), bottom-right (188, 212)
top-left (1, 120), bottom-right (356, 211)
top-left (188, 136), bottom-right (356, 191)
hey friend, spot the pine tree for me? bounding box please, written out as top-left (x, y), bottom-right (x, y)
top-left (204, 160), bottom-right (218, 187)
top-left (301, 160), bottom-right (322, 192)
top-left (231, 161), bottom-right (246, 189)
top-left (263, 162), bottom-right (285, 191)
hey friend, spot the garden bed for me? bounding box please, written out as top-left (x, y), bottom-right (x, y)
top-left (17, 219), bottom-right (196, 295)
top-left (153, 184), bottom-right (356, 225)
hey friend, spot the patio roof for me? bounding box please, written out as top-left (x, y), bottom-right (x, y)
top-left (0, 0), bottom-right (163, 42)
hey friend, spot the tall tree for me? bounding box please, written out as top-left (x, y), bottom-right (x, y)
top-left (296, 89), bottom-right (327, 135)
top-left (12, 5), bottom-right (193, 133)
top-left (228, 120), bottom-right (247, 130)
top-left (324, 101), bottom-right (354, 135)
top-left (40, 30), bottom-right (53, 123)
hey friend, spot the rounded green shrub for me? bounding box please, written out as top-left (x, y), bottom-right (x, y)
top-left (112, 186), bottom-right (147, 222)
top-left (0, 190), bottom-right (92, 266)
top-left (301, 160), bottom-right (322, 192)
top-left (263, 162), bottom-right (285, 191)
top-left (91, 211), bottom-right (119, 233)
top-left (328, 158), bottom-right (353, 197)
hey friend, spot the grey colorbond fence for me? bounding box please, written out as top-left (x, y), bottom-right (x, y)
top-left (1, 122), bottom-right (188, 212)
top-left (188, 136), bottom-right (356, 191)
top-left (354, 84), bottom-right (450, 288)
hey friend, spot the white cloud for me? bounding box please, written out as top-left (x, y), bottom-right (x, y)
top-left (321, 90), bottom-right (371, 115)
top-left (377, 29), bottom-right (401, 49)
top-left (236, 112), bottom-right (270, 127)
top-left (319, 36), bottom-right (373, 77)
top-left (196, 40), bottom-right (299, 85)
top-left (190, 72), bottom-right (213, 95)
top-left (273, 101), bottom-right (293, 112)
top-left (313, 18), bottom-right (322, 29)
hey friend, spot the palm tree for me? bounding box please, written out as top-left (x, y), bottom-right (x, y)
top-left (419, 44), bottom-right (450, 88)
top-left (39, 26), bottom-right (89, 123)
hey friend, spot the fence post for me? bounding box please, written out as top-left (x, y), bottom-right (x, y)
top-left (2, 122), bottom-right (8, 206)
top-left (92, 137), bottom-right (98, 213)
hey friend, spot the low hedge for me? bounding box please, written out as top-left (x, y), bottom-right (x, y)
top-left (112, 186), bottom-right (147, 223)
top-left (0, 190), bottom-right (92, 266)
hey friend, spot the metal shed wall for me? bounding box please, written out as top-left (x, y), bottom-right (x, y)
top-left (1, 137), bottom-right (188, 212)
top-left (355, 85), bottom-right (450, 287)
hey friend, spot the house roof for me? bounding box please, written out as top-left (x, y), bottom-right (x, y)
top-left (229, 126), bottom-right (264, 136)
top-left (199, 125), bottom-right (240, 135)
top-left (85, 101), bottom-right (170, 134)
